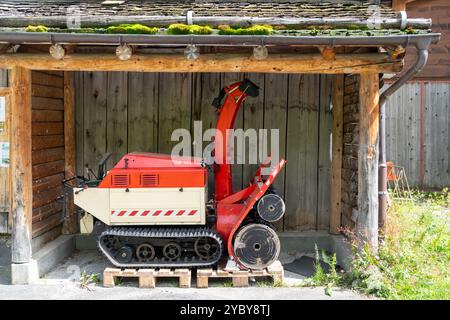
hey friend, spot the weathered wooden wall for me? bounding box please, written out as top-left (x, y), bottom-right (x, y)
top-left (75, 72), bottom-right (333, 232)
top-left (31, 71), bottom-right (65, 238)
top-left (0, 69), bottom-right (9, 233)
top-left (386, 81), bottom-right (450, 189)
top-left (405, 0), bottom-right (450, 80)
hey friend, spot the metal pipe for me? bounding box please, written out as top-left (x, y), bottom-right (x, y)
top-left (0, 32), bottom-right (441, 48)
top-left (378, 36), bottom-right (434, 232)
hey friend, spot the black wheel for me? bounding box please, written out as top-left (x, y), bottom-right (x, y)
top-left (233, 223), bottom-right (280, 270)
top-left (136, 243), bottom-right (155, 262)
top-left (115, 246), bottom-right (133, 263)
top-left (102, 236), bottom-right (121, 250)
top-left (163, 242), bottom-right (182, 260)
top-left (194, 237), bottom-right (221, 260)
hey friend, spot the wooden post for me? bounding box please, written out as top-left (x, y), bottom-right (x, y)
top-left (10, 66), bottom-right (33, 263)
top-left (62, 71), bottom-right (78, 234)
top-left (330, 75), bottom-right (344, 234)
top-left (357, 73), bottom-right (379, 251)
top-left (392, 0), bottom-right (407, 11)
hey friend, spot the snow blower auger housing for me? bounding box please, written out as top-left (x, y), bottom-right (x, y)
top-left (74, 79), bottom-right (286, 270)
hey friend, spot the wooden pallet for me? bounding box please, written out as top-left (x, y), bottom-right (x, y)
top-left (196, 261), bottom-right (284, 288)
top-left (103, 268), bottom-right (191, 288)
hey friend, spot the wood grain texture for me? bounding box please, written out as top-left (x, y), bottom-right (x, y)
top-left (191, 72), bottom-right (221, 198)
top-left (0, 70), bottom-right (10, 218)
top-left (284, 74), bottom-right (320, 231)
top-left (0, 53), bottom-right (403, 74)
top-left (106, 72), bottom-right (128, 169)
top-left (63, 71), bottom-right (77, 234)
top-left (30, 70), bottom-right (66, 239)
top-left (330, 75), bottom-right (344, 234)
top-left (10, 66), bottom-right (33, 263)
top-left (127, 72), bottom-right (159, 153)
top-left (357, 72), bottom-right (379, 251)
top-left (317, 75), bottom-right (333, 231)
top-left (263, 73), bottom-right (288, 231)
top-left (158, 73), bottom-right (192, 154)
top-left (74, 72), bottom-right (84, 177)
top-left (83, 72), bottom-right (107, 178)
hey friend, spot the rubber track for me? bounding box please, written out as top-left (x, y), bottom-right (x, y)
top-left (98, 226), bottom-right (223, 268)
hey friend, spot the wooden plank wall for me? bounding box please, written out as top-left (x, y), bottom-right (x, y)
top-left (386, 81), bottom-right (450, 189)
top-left (75, 72), bottom-right (333, 232)
top-left (31, 70), bottom-right (65, 238)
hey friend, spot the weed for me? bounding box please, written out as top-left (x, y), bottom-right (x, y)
top-left (306, 190), bottom-right (450, 299)
top-left (79, 271), bottom-right (100, 290)
top-left (222, 279), bottom-right (233, 287)
top-left (114, 276), bottom-right (124, 286)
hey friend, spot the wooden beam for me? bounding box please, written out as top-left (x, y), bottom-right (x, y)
top-left (0, 87), bottom-right (10, 95)
top-left (392, 0), bottom-right (417, 11)
top-left (330, 75), bottom-right (344, 234)
top-left (10, 66), bottom-right (33, 263)
top-left (0, 53), bottom-right (403, 74)
top-left (62, 71), bottom-right (78, 234)
top-left (392, 0), bottom-right (406, 11)
top-left (357, 72), bottom-right (379, 251)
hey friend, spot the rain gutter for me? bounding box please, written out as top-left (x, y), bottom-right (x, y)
top-left (0, 32), bottom-right (441, 48)
top-left (378, 36), bottom-right (436, 232)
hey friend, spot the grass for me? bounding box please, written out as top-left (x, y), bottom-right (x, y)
top-left (307, 189), bottom-right (450, 299)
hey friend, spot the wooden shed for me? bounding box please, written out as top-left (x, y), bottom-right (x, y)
top-left (0, 0), bottom-right (440, 283)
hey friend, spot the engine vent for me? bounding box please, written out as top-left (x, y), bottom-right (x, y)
top-left (111, 174), bottom-right (129, 187)
top-left (141, 174), bottom-right (159, 186)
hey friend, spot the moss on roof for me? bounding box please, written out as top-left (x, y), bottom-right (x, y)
top-left (17, 24), bottom-right (431, 37)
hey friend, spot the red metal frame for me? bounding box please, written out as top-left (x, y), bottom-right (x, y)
top-left (214, 81), bottom-right (251, 201)
top-left (212, 81), bottom-right (286, 265)
top-left (98, 153), bottom-right (207, 188)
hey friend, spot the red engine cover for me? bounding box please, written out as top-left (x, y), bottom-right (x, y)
top-left (98, 153), bottom-right (207, 188)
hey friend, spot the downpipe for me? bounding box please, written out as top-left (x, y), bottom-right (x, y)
top-left (378, 37), bottom-right (433, 233)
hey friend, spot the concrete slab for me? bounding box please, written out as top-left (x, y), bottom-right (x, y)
top-left (0, 283), bottom-right (371, 300)
top-left (33, 235), bottom-right (76, 278)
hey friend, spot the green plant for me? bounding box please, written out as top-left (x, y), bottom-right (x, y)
top-left (304, 192), bottom-right (449, 299)
top-left (114, 276), bottom-right (124, 286)
top-left (167, 24), bottom-right (213, 35)
top-left (347, 193), bottom-right (450, 299)
top-left (217, 25), bottom-right (273, 35)
top-left (79, 271), bottom-right (100, 290)
top-left (302, 246), bottom-right (343, 296)
top-left (107, 24), bottom-right (159, 34)
top-left (25, 25), bottom-right (48, 32)
top-left (221, 279), bottom-right (233, 287)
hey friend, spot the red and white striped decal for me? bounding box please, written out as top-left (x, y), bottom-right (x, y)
top-left (111, 209), bottom-right (198, 217)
